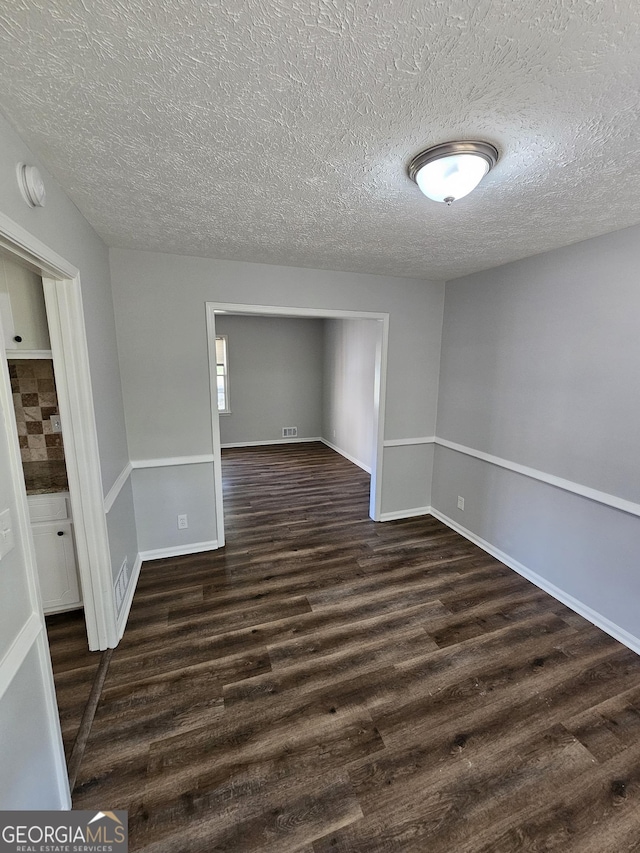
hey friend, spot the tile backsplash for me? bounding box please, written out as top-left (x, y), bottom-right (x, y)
top-left (8, 359), bottom-right (65, 463)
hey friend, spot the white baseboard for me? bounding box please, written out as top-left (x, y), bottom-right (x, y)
top-left (42, 603), bottom-right (84, 616)
top-left (319, 438), bottom-right (371, 474)
top-left (379, 505), bottom-right (432, 522)
top-left (139, 539), bottom-right (220, 562)
top-left (221, 437), bottom-right (323, 448)
top-left (116, 553), bottom-right (142, 641)
top-left (430, 507), bottom-right (640, 657)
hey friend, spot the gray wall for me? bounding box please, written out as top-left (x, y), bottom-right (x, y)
top-left (216, 314), bottom-right (324, 445)
top-left (433, 225), bottom-right (640, 641)
top-left (110, 248), bottom-right (445, 547)
top-left (323, 318), bottom-right (378, 472)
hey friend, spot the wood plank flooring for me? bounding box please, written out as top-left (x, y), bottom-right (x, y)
top-left (46, 608), bottom-right (102, 761)
top-left (49, 442), bottom-right (640, 851)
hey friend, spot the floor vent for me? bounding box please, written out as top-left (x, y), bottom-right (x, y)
top-left (282, 427), bottom-right (298, 438)
top-left (114, 557), bottom-right (128, 611)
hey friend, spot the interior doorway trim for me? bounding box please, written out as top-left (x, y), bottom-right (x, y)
top-left (205, 301), bottom-right (390, 546)
top-left (0, 210), bottom-right (117, 651)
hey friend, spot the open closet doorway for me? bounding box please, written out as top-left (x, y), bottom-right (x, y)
top-left (0, 218), bottom-right (117, 652)
top-left (206, 302), bottom-right (389, 547)
top-left (2, 253), bottom-right (82, 618)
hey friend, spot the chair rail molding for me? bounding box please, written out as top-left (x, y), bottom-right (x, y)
top-left (435, 436), bottom-right (640, 518)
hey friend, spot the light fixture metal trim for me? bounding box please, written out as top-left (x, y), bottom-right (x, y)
top-left (408, 140), bottom-right (499, 204)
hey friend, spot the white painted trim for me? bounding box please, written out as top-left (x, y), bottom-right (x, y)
top-left (430, 507), bottom-right (640, 657)
top-left (1, 211), bottom-right (118, 651)
top-left (210, 302), bottom-right (389, 321)
top-left (42, 602), bottom-right (83, 616)
top-left (319, 437), bottom-right (371, 474)
top-left (140, 540), bottom-right (220, 562)
top-left (0, 612), bottom-right (41, 702)
top-left (384, 436), bottom-right (436, 447)
top-left (434, 437), bottom-right (640, 519)
top-left (206, 307), bottom-right (226, 549)
top-left (222, 437), bottom-right (324, 449)
top-left (371, 314), bottom-right (389, 521)
top-left (6, 349), bottom-right (53, 359)
top-left (44, 278), bottom-right (116, 650)
top-left (0, 211), bottom-right (78, 279)
top-left (379, 505), bottom-right (432, 522)
top-left (104, 462), bottom-right (133, 513)
top-left (35, 628), bottom-right (71, 807)
top-left (131, 454), bottom-right (214, 468)
top-left (117, 553), bottom-right (143, 639)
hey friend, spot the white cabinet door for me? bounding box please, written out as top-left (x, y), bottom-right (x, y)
top-left (31, 520), bottom-right (80, 612)
top-left (0, 254), bottom-right (50, 351)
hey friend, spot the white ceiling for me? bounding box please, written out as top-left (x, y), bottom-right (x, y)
top-left (1, 0), bottom-right (639, 280)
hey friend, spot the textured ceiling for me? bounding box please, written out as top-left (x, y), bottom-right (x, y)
top-left (1, 0), bottom-right (640, 280)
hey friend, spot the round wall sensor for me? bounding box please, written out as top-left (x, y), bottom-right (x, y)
top-left (17, 163), bottom-right (46, 208)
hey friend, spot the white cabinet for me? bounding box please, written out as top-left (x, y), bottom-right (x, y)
top-left (0, 253), bottom-right (50, 352)
top-left (28, 493), bottom-right (82, 614)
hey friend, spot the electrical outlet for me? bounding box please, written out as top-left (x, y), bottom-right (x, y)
top-left (282, 426), bottom-right (297, 438)
top-left (177, 514), bottom-right (188, 529)
top-left (457, 496), bottom-right (465, 510)
top-left (50, 414), bottom-right (62, 433)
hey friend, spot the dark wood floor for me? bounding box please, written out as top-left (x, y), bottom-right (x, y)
top-left (50, 442), bottom-right (640, 851)
top-left (46, 608), bottom-right (102, 761)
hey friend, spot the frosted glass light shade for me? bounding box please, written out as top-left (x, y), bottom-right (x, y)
top-left (415, 154), bottom-right (489, 203)
top-left (408, 141), bottom-right (499, 204)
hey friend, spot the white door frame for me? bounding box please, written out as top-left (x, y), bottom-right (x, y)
top-left (206, 301), bottom-right (389, 546)
top-left (0, 211), bottom-right (117, 651)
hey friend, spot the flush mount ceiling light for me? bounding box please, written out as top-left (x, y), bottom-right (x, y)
top-left (408, 141), bottom-right (499, 205)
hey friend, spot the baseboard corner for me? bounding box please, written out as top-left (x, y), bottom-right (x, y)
top-left (378, 505), bottom-right (432, 522)
top-left (139, 540), bottom-right (221, 563)
top-left (318, 437), bottom-right (372, 474)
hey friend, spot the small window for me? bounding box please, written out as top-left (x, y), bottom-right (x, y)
top-left (215, 335), bottom-right (230, 413)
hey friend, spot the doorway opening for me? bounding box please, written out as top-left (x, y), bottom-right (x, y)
top-left (2, 254), bottom-right (81, 619)
top-left (0, 218), bottom-right (118, 650)
top-left (205, 302), bottom-right (389, 547)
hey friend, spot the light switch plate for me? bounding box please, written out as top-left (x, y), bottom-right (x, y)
top-left (0, 508), bottom-right (15, 561)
